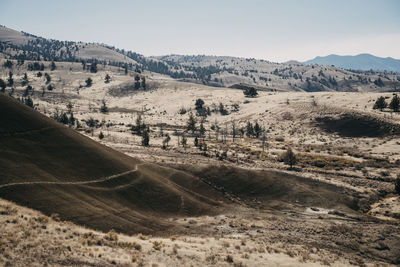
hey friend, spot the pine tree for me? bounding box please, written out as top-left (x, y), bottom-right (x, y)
top-left (195, 99), bottom-right (205, 110)
top-left (141, 77), bottom-right (146, 90)
top-left (187, 112), bottom-right (196, 133)
top-left (181, 133), bottom-right (187, 150)
top-left (59, 112), bottom-right (69, 124)
top-left (22, 73), bottom-right (29, 86)
top-left (7, 72), bottom-right (13, 87)
top-left (254, 121), bottom-right (262, 138)
top-left (246, 121), bottom-right (254, 137)
top-left (44, 73), bottom-right (51, 84)
top-left (50, 61), bottom-right (56, 71)
top-left (24, 97), bottom-right (33, 108)
top-left (85, 77), bottom-right (93, 87)
top-left (99, 131), bottom-right (104, 140)
top-left (0, 79), bottom-right (6, 93)
top-left (243, 87), bottom-right (258, 97)
top-left (100, 100), bottom-right (108, 113)
top-left (134, 75), bottom-right (141, 90)
top-left (69, 112), bottom-right (75, 126)
top-left (162, 134), bottom-right (171, 149)
top-left (389, 94), bottom-right (400, 112)
top-left (199, 120), bottom-right (205, 137)
top-left (373, 96), bottom-right (387, 111)
top-left (90, 62), bottom-right (98, 73)
top-left (105, 74), bottom-right (111, 83)
top-left (142, 128), bottom-right (150, 146)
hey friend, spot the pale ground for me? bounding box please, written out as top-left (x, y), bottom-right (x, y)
top-left (1, 59), bottom-right (400, 266)
top-left (0, 198), bottom-right (390, 267)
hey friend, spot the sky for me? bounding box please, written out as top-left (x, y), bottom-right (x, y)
top-left (1, 0), bottom-right (400, 62)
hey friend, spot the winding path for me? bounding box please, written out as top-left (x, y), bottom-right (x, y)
top-left (0, 163), bottom-right (144, 189)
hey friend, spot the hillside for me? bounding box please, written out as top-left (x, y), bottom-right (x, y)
top-left (0, 93), bottom-right (228, 235)
top-left (158, 54), bottom-right (400, 92)
top-left (305, 54), bottom-right (400, 73)
top-left (1, 25), bottom-right (400, 92)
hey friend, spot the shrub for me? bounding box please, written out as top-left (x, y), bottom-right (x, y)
top-left (103, 229), bottom-right (118, 241)
top-left (282, 147), bottom-right (297, 169)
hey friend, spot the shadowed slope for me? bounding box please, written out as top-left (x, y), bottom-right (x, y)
top-left (0, 94), bottom-right (222, 235)
top-left (178, 165), bottom-right (359, 211)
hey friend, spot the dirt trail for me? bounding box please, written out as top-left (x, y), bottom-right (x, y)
top-left (0, 163), bottom-right (144, 189)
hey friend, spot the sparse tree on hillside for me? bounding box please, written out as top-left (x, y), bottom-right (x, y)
top-left (219, 102), bottom-right (228, 115)
top-left (24, 97), bottom-right (33, 108)
top-left (7, 72), bottom-right (14, 87)
top-left (86, 77), bottom-right (93, 87)
top-left (23, 85), bottom-right (33, 97)
top-left (90, 62), bottom-right (98, 73)
top-left (282, 147), bottom-right (297, 169)
top-left (4, 60), bottom-right (13, 69)
top-left (141, 77), bottom-right (146, 90)
top-left (187, 112), bottom-right (196, 133)
top-left (68, 112), bottom-right (75, 126)
top-left (254, 121), bottom-right (262, 138)
top-left (0, 79), bottom-right (6, 93)
top-left (100, 100), bottom-right (108, 113)
top-left (374, 77), bottom-right (384, 87)
top-left (162, 134), bottom-right (171, 149)
top-left (99, 131), bottom-right (104, 140)
top-left (199, 120), bottom-right (205, 137)
top-left (105, 74), bottom-right (111, 83)
top-left (389, 94), bottom-right (400, 112)
top-left (132, 114), bottom-right (146, 135)
top-left (22, 73), bottom-right (29, 86)
top-left (373, 96), bottom-right (387, 111)
top-left (181, 133), bottom-right (187, 150)
top-left (59, 112), bottom-right (69, 125)
top-left (50, 61), bottom-right (56, 71)
top-left (134, 75), bottom-right (141, 90)
top-left (47, 84), bottom-right (54, 91)
top-left (243, 87), bottom-right (258, 97)
top-left (124, 64), bottom-right (128, 75)
top-left (261, 130), bottom-right (267, 152)
top-left (246, 121), bottom-right (254, 137)
top-left (44, 73), bottom-right (51, 84)
top-left (142, 128), bottom-right (150, 147)
top-left (195, 98), bottom-right (205, 110)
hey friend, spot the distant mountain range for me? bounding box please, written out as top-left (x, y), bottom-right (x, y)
top-left (305, 54), bottom-right (400, 73)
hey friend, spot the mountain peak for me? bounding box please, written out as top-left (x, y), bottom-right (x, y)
top-left (305, 54), bottom-right (400, 72)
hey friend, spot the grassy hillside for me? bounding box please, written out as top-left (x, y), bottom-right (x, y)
top-left (0, 94), bottom-right (223, 235)
top-left (1, 25), bottom-right (399, 92)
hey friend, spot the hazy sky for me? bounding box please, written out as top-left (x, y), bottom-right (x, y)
top-left (1, 0), bottom-right (399, 62)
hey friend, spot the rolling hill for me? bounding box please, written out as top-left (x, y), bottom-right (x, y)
top-left (0, 93), bottom-right (360, 236)
top-left (305, 54), bottom-right (400, 73)
top-left (0, 93), bottom-right (224, 235)
top-left (1, 25), bottom-right (400, 92)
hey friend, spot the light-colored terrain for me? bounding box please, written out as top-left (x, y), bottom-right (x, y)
top-left (1, 58), bottom-right (400, 266)
top-left (0, 197), bottom-right (393, 267)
